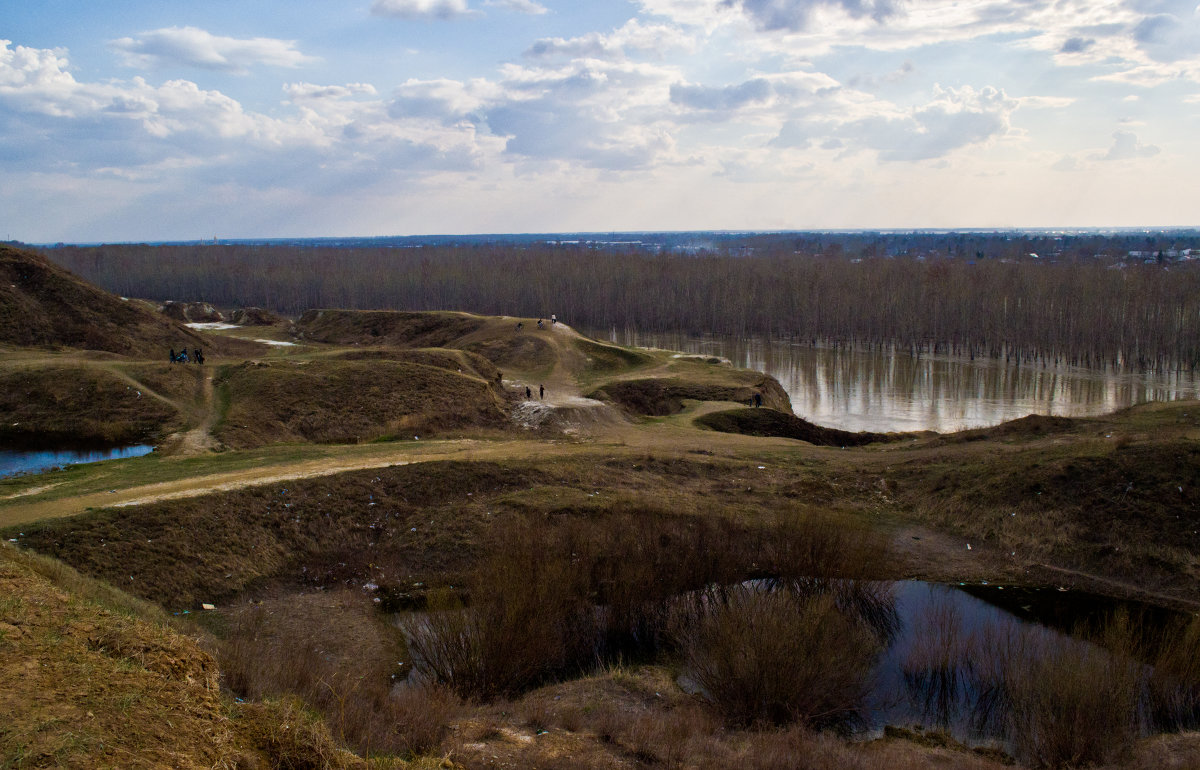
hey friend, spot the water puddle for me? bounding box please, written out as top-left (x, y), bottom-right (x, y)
top-left (0, 444), bottom-right (155, 478)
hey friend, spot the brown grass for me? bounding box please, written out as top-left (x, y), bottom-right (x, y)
top-left (218, 590), bottom-right (460, 758)
top-left (966, 617), bottom-right (1144, 768)
top-left (0, 364), bottom-right (185, 447)
top-left (695, 407), bottom-right (901, 446)
top-left (214, 359), bottom-right (510, 448)
top-left (674, 587), bottom-right (882, 729)
top-left (587, 376), bottom-right (790, 416)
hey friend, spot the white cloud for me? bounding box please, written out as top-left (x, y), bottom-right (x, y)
top-left (285, 82), bottom-right (378, 100)
top-left (109, 27), bottom-right (316, 74)
top-left (389, 77), bottom-right (502, 121)
top-left (371, 0), bottom-right (474, 19)
top-left (724, 0), bottom-right (903, 32)
top-left (525, 20), bottom-right (696, 60)
top-left (1094, 130), bottom-right (1161, 160)
top-left (671, 78), bottom-right (772, 110)
top-left (484, 0), bottom-right (549, 13)
top-left (774, 84), bottom-right (1017, 162)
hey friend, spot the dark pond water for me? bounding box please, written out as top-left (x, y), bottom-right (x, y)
top-left (866, 580), bottom-right (1195, 749)
top-left (601, 331), bottom-right (1200, 433)
top-left (0, 444), bottom-right (155, 478)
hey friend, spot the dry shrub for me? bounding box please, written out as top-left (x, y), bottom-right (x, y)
top-left (403, 509), bottom-right (891, 705)
top-left (901, 594), bottom-right (969, 725)
top-left (239, 697), bottom-right (357, 770)
top-left (676, 586), bottom-right (881, 729)
top-left (219, 591), bottom-right (459, 758)
top-left (1148, 614), bottom-right (1200, 731)
top-left (403, 519), bottom-right (595, 700)
top-left (968, 619), bottom-right (1143, 768)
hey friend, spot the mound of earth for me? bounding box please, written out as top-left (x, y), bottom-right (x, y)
top-left (296, 309), bottom-right (485, 348)
top-left (574, 338), bottom-right (655, 373)
top-left (230, 306), bottom-right (282, 326)
top-left (695, 408), bottom-right (898, 447)
top-left (0, 245), bottom-right (258, 358)
top-left (461, 333), bottom-right (557, 371)
top-left (0, 542), bottom-right (380, 769)
top-left (587, 376), bottom-right (791, 416)
top-left (330, 347), bottom-right (502, 383)
top-left (215, 359), bottom-right (510, 448)
top-left (0, 364), bottom-right (197, 447)
top-left (162, 301), bottom-right (223, 323)
top-left (940, 413), bottom-right (1079, 444)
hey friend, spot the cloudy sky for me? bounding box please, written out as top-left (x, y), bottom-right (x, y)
top-left (3, 0), bottom-right (1198, 241)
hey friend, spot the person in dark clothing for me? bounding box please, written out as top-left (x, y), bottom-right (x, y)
top-left (170, 348), bottom-right (177, 363)
top-left (525, 386), bottom-right (532, 399)
top-left (179, 348), bottom-right (189, 363)
top-left (539, 384), bottom-right (544, 399)
top-left (754, 392), bottom-right (763, 408)
top-left (194, 348), bottom-right (204, 365)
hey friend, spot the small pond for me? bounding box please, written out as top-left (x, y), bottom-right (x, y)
top-left (863, 579), bottom-right (1199, 753)
top-left (0, 444), bottom-right (155, 479)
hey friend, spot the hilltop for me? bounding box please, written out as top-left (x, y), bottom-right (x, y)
top-left (0, 244), bottom-right (243, 358)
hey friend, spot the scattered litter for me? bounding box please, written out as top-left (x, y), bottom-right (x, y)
top-left (757, 465), bottom-right (766, 470)
top-left (363, 582), bottom-right (379, 591)
top-left (7, 539), bottom-right (16, 543)
top-left (966, 544), bottom-right (972, 550)
top-left (201, 603), bottom-right (216, 611)
top-left (411, 527), bottom-right (417, 532)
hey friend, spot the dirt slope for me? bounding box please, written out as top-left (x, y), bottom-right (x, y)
top-left (0, 244), bottom-right (258, 358)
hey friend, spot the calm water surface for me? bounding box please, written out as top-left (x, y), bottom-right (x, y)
top-left (604, 331), bottom-right (1200, 433)
top-left (0, 445), bottom-right (154, 478)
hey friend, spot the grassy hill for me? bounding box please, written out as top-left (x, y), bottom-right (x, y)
top-left (0, 244), bottom-right (254, 359)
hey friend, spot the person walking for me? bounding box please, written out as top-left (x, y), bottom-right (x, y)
top-left (539, 384), bottom-right (544, 399)
top-left (526, 386), bottom-right (532, 399)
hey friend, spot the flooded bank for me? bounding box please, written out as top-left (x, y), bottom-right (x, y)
top-left (0, 444), bottom-right (155, 478)
top-left (600, 331), bottom-right (1200, 432)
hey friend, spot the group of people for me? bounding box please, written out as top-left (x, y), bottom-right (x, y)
top-left (525, 384), bottom-right (545, 400)
top-left (169, 347), bottom-right (204, 364)
top-left (516, 314), bottom-right (558, 332)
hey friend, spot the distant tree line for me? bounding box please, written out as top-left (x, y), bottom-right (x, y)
top-left (40, 238), bottom-right (1200, 372)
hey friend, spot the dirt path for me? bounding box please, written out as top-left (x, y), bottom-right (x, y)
top-left (162, 369), bottom-right (220, 455)
top-left (0, 438), bottom-right (630, 529)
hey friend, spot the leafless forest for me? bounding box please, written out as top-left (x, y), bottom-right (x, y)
top-left (40, 233), bottom-right (1200, 372)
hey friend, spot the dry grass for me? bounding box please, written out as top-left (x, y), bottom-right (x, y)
top-left (214, 358), bottom-right (510, 448)
top-left (695, 407), bottom-right (901, 446)
top-left (218, 590), bottom-right (460, 758)
top-left (587, 376), bottom-right (790, 416)
top-left (0, 364), bottom-right (185, 446)
top-left (674, 587), bottom-right (882, 729)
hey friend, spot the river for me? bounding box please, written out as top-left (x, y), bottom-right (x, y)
top-left (602, 331), bottom-right (1200, 433)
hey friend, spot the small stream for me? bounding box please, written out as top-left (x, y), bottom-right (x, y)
top-left (0, 444), bottom-right (155, 478)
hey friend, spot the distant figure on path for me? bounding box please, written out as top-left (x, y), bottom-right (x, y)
top-left (179, 348), bottom-right (189, 363)
top-left (754, 392), bottom-right (763, 408)
top-left (195, 348), bottom-right (205, 365)
top-left (539, 384), bottom-right (544, 399)
top-left (537, 319), bottom-right (544, 329)
top-left (551, 314), bottom-right (557, 325)
top-left (516, 322), bottom-right (523, 332)
top-left (170, 348), bottom-right (177, 363)
top-left (526, 386), bottom-right (532, 399)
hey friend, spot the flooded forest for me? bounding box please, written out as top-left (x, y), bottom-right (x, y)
top-left (43, 230), bottom-right (1200, 373)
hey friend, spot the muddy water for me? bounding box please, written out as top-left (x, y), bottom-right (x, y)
top-left (0, 444), bottom-right (154, 478)
top-left (601, 331), bottom-right (1200, 433)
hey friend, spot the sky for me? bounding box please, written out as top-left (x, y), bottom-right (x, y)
top-left (2, 0), bottom-right (1199, 242)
